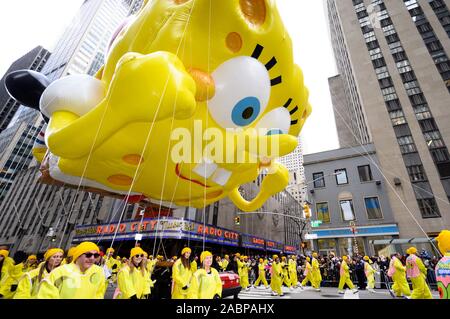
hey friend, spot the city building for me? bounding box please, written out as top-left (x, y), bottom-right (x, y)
top-left (303, 144), bottom-right (399, 256)
top-left (326, 0), bottom-right (450, 238)
top-left (124, 0), bottom-right (145, 15)
top-left (328, 75), bottom-right (360, 148)
top-left (0, 118), bottom-right (44, 201)
top-left (0, 0), bottom-right (145, 253)
top-left (279, 138), bottom-right (307, 204)
top-left (0, 46), bottom-right (50, 132)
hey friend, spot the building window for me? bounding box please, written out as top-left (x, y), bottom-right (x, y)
top-left (417, 198), bottom-right (441, 218)
top-left (397, 135), bottom-right (417, 154)
top-left (364, 197), bottom-right (383, 220)
top-left (358, 165), bottom-right (373, 182)
top-left (407, 165), bottom-right (428, 182)
top-left (316, 202), bottom-right (331, 223)
top-left (313, 172), bottom-right (325, 188)
top-left (339, 200), bottom-right (355, 221)
top-left (335, 169), bottom-right (348, 185)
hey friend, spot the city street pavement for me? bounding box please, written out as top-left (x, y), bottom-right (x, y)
top-left (105, 284), bottom-right (440, 299)
top-left (226, 285), bottom-right (441, 299)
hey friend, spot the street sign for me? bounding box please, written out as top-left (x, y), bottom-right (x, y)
top-left (310, 220), bottom-right (323, 227)
top-left (134, 233), bottom-right (143, 241)
top-left (305, 233), bottom-right (318, 240)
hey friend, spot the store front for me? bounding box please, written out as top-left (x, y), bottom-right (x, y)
top-left (311, 224), bottom-right (400, 257)
top-left (72, 217), bottom-right (295, 258)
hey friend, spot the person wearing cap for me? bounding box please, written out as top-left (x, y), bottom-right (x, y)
top-left (116, 247), bottom-right (151, 299)
top-left (0, 249), bottom-right (13, 298)
top-left (221, 255), bottom-right (229, 271)
top-left (13, 248), bottom-right (63, 299)
top-left (387, 252), bottom-right (411, 298)
top-left (0, 251), bottom-right (27, 299)
top-left (280, 256), bottom-right (291, 289)
top-left (23, 255), bottom-right (38, 272)
top-left (172, 247), bottom-right (193, 299)
top-left (288, 256), bottom-right (299, 288)
top-left (311, 252), bottom-right (322, 292)
top-left (270, 255), bottom-right (283, 296)
top-left (104, 247), bottom-right (119, 284)
top-left (188, 251), bottom-right (222, 299)
top-left (61, 247), bottom-right (76, 265)
top-left (237, 255), bottom-right (250, 291)
top-left (405, 247), bottom-right (432, 299)
top-left (363, 256), bottom-right (377, 293)
top-left (254, 258), bottom-right (269, 289)
top-left (191, 256), bottom-right (198, 273)
top-left (435, 230), bottom-right (450, 299)
top-left (300, 257), bottom-right (312, 289)
top-left (36, 241), bottom-right (106, 299)
top-left (338, 255), bottom-right (358, 294)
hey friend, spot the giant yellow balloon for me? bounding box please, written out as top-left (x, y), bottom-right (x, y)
top-left (39, 0), bottom-right (311, 211)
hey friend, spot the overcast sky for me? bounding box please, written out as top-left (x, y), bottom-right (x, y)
top-left (0, 0), bottom-right (339, 155)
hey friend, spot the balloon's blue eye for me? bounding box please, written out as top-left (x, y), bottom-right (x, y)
top-left (266, 129), bottom-right (284, 136)
top-left (231, 96), bottom-right (260, 126)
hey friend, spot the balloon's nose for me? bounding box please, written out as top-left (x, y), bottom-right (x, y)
top-left (188, 68), bottom-right (215, 102)
top-left (245, 133), bottom-right (298, 159)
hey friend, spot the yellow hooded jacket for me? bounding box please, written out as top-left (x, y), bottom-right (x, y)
top-left (117, 264), bottom-right (150, 299)
top-left (311, 257), bottom-right (322, 282)
top-left (189, 268), bottom-right (222, 299)
top-left (0, 262), bottom-right (25, 299)
top-left (190, 260), bottom-right (198, 273)
top-left (36, 263), bottom-right (106, 299)
top-left (172, 258), bottom-right (193, 299)
top-left (13, 267), bottom-right (49, 299)
top-left (221, 259), bottom-right (229, 271)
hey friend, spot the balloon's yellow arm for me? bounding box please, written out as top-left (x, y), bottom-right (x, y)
top-left (46, 52), bottom-right (196, 159)
top-left (229, 162), bottom-right (289, 212)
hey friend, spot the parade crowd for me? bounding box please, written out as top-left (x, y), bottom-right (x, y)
top-left (0, 230), bottom-right (449, 299)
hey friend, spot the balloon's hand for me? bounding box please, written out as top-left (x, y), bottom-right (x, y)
top-left (229, 162), bottom-right (289, 212)
top-left (110, 51), bottom-right (197, 122)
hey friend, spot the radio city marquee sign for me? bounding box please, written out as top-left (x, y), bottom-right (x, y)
top-left (265, 240), bottom-right (284, 252)
top-left (74, 218), bottom-right (239, 246)
top-left (241, 234), bottom-right (265, 250)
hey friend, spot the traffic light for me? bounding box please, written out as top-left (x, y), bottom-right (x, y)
top-left (234, 216), bottom-right (240, 225)
top-left (303, 204), bottom-right (311, 219)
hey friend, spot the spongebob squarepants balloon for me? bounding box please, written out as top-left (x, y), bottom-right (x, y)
top-left (38, 0), bottom-right (311, 211)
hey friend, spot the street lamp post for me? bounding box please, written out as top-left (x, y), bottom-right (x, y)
top-left (349, 221), bottom-right (359, 256)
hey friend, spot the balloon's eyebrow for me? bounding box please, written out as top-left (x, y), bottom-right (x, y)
top-left (250, 44), bottom-right (282, 86)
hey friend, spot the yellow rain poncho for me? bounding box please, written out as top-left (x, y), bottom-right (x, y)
top-left (364, 259), bottom-right (376, 290)
top-left (301, 260), bottom-right (313, 286)
top-left (189, 268), bottom-right (222, 299)
top-left (338, 259), bottom-right (355, 291)
top-left (36, 262), bottom-right (106, 299)
top-left (13, 267), bottom-right (48, 299)
top-left (388, 257), bottom-right (411, 297)
top-left (0, 262), bottom-right (25, 299)
top-left (270, 261), bottom-right (283, 295)
top-left (221, 258), bottom-right (229, 271)
top-left (311, 257), bottom-right (322, 289)
top-left (190, 259), bottom-right (198, 273)
top-left (281, 258), bottom-right (291, 287)
top-left (117, 264), bottom-right (151, 299)
top-left (171, 258), bottom-right (193, 299)
top-left (237, 258), bottom-right (249, 289)
top-left (288, 258), bottom-right (298, 286)
top-left (406, 252), bottom-right (432, 299)
top-left (254, 260), bottom-right (269, 287)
